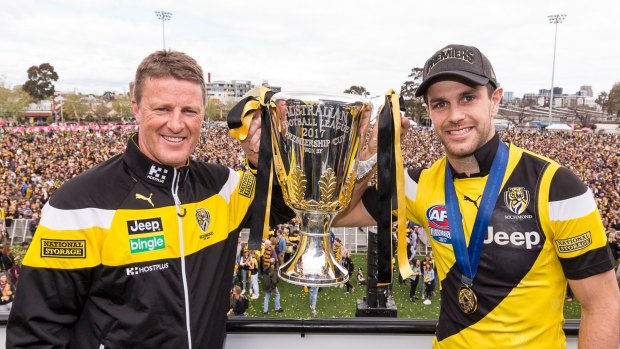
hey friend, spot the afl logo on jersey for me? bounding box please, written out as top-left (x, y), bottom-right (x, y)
top-left (426, 205), bottom-right (452, 244)
top-left (504, 187), bottom-right (530, 215)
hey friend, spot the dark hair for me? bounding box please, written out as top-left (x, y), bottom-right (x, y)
top-left (133, 50), bottom-right (206, 106)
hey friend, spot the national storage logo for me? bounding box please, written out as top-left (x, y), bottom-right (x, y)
top-left (129, 235), bottom-right (166, 254)
top-left (41, 239), bottom-right (86, 258)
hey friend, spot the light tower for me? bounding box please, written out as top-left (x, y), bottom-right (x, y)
top-left (155, 11), bottom-right (173, 49)
top-left (547, 14), bottom-right (566, 127)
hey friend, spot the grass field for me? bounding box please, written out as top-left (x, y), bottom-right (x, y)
top-left (245, 254), bottom-right (582, 320)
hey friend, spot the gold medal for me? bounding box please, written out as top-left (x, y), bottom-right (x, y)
top-left (457, 284), bottom-right (477, 314)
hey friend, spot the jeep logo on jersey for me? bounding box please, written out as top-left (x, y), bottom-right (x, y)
top-left (127, 218), bottom-right (163, 235)
top-left (129, 235), bottom-right (166, 253)
top-left (504, 187), bottom-right (530, 215)
top-left (426, 205), bottom-right (452, 243)
top-left (146, 165), bottom-right (168, 184)
top-left (484, 227), bottom-right (542, 250)
top-left (195, 208), bottom-right (210, 233)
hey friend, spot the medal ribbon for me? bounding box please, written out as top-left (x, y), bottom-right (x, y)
top-left (444, 141), bottom-right (508, 287)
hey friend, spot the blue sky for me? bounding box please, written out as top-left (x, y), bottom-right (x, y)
top-left (1, 0), bottom-right (619, 98)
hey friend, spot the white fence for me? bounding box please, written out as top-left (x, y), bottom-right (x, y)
top-left (0, 219), bottom-right (33, 246)
top-left (240, 227), bottom-right (432, 256)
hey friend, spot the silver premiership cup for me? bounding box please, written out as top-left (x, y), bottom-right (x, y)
top-left (269, 92), bottom-right (368, 286)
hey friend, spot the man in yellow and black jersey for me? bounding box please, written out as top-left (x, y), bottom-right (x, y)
top-left (6, 50), bottom-right (294, 349)
top-left (336, 44), bottom-right (619, 348)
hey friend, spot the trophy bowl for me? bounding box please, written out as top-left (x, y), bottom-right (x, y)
top-left (269, 92), bottom-right (368, 286)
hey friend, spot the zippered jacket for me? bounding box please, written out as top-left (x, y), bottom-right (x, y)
top-left (7, 133), bottom-right (294, 349)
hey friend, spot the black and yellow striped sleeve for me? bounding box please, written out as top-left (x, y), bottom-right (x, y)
top-left (547, 167), bottom-right (614, 279)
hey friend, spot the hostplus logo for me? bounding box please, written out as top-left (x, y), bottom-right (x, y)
top-left (129, 235), bottom-right (166, 254)
top-left (147, 165), bottom-right (168, 184)
top-left (126, 262), bottom-right (169, 276)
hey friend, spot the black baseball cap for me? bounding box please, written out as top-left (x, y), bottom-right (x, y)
top-left (415, 44), bottom-right (498, 97)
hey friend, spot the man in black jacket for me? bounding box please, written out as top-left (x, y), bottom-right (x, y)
top-left (7, 50), bottom-right (293, 349)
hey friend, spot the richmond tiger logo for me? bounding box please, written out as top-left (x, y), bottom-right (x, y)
top-left (504, 187), bottom-right (530, 215)
top-left (195, 208), bottom-right (211, 233)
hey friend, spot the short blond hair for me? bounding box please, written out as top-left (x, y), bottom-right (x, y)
top-left (133, 50), bottom-right (205, 106)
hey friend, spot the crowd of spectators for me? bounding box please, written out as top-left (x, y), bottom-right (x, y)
top-left (1, 124), bottom-right (619, 312)
top-left (0, 126), bottom-right (244, 226)
top-left (402, 128), bottom-right (620, 232)
top-left (1, 126), bottom-right (619, 239)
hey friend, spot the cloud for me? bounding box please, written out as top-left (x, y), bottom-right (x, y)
top-left (1, 0), bottom-right (619, 97)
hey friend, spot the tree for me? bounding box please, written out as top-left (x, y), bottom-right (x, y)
top-left (204, 98), bottom-right (221, 122)
top-left (400, 68), bottom-right (427, 125)
top-left (0, 84), bottom-right (32, 121)
top-left (94, 104), bottom-right (112, 121)
top-left (22, 63), bottom-right (59, 101)
top-left (63, 93), bottom-right (90, 121)
top-left (606, 82), bottom-right (620, 117)
top-left (343, 85), bottom-right (370, 97)
top-left (569, 107), bottom-right (594, 128)
top-left (112, 95), bottom-right (132, 120)
top-left (595, 91), bottom-right (608, 114)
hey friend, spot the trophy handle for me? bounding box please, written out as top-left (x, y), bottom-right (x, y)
top-left (278, 211), bottom-right (349, 286)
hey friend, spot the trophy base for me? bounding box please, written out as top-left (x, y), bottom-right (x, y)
top-left (277, 212), bottom-right (349, 287)
top-left (355, 298), bottom-right (398, 317)
top-left (278, 270), bottom-right (348, 287)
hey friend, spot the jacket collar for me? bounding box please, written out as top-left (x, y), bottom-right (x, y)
top-left (123, 133), bottom-right (190, 187)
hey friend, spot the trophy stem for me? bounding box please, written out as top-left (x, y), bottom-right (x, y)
top-left (278, 211), bottom-right (349, 286)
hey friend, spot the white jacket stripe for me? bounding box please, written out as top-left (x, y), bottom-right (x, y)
top-left (40, 204), bottom-right (115, 230)
top-left (218, 168), bottom-right (241, 204)
top-left (405, 169), bottom-right (418, 201)
top-left (548, 188), bottom-right (597, 221)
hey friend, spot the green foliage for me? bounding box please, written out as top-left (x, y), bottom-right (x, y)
top-left (343, 86), bottom-right (370, 97)
top-left (112, 95), bottom-right (132, 119)
top-left (205, 98), bottom-right (222, 121)
top-left (606, 82), bottom-right (620, 116)
top-left (400, 68), bottom-right (427, 125)
top-left (596, 84), bottom-right (620, 116)
top-left (93, 104), bottom-right (112, 121)
top-left (205, 99), bottom-right (238, 121)
top-left (0, 84), bottom-right (32, 120)
top-left (22, 63), bottom-right (59, 101)
top-left (63, 93), bottom-right (90, 121)
top-left (595, 91), bottom-right (608, 113)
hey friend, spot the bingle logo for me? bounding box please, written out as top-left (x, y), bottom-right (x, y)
top-left (147, 165), bottom-right (168, 184)
top-left (129, 235), bottom-right (166, 254)
top-left (426, 205), bottom-right (451, 244)
top-left (127, 218), bottom-right (163, 235)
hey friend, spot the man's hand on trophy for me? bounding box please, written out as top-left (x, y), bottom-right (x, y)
top-left (239, 110), bottom-right (262, 167)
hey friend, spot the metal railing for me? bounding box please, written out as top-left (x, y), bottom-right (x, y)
top-left (0, 219), bottom-right (33, 246)
top-left (240, 227), bottom-right (433, 257)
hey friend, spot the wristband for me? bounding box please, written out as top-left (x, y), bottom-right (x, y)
top-left (356, 153), bottom-right (377, 181)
